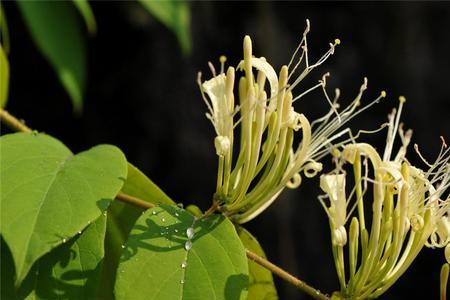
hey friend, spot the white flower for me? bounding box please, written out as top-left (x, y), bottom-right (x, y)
top-left (323, 98), bottom-right (450, 299)
top-left (320, 174), bottom-right (348, 246)
top-left (199, 20), bottom-right (386, 224)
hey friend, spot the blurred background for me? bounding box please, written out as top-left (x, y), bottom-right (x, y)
top-left (2, 1), bottom-right (450, 299)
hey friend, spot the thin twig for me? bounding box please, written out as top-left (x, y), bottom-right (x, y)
top-left (0, 108), bottom-right (330, 300)
top-left (246, 249), bottom-right (330, 300)
top-left (203, 201), bottom-right (220, 218)
top-left (116, 192), bottom-right (155, 209)
top-left (0, 109), bottom-right (32, 133)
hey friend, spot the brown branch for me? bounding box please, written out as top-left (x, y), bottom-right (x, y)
top-left (1, 108), bottom-right (330, 300)
top-left (0, 109), bottom-right (32, 133)
top-left (246, 249), bottom-right (330, 300)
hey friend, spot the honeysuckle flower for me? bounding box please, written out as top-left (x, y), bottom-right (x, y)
top-left (199, 20), bottom-right (386, 224)
top-left (320, 98), bottom-right (450, 299)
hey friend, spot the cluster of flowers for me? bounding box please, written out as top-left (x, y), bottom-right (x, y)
top-left (198, 20), bottom-right (450, 298)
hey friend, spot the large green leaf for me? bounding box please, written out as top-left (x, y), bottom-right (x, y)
top-left (2, 215), bottom-right (107, 300)
top-left (138, 0), bottom-right (191, 54)
top-left (0, 44), bottom-right (9, 108)
top-left (114, 205), bottom-right (249, 300)
top-left (16, 1), bottom-right (87, 112)
top-left (0, 132), bottom-right (127, 287)
top-left (99, 163), bottom-right (176, 299)
top-left (72, 0), bottom-right (97, 35)
top-left (237, 227), bottom-right (278, 300)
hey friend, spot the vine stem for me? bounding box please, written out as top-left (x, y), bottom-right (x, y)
top-left (0, 109), bottom-right (32, 133)
top-left (0, 108), bottom-right (330, 300)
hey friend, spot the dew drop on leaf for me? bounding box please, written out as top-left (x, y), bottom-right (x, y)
top-left (184, 240), bottom-right (192, 251)
top-left (186, 227), bottom-right (194, 239)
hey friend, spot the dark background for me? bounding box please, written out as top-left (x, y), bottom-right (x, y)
top-left (3, 1), bottom-right (450, 299)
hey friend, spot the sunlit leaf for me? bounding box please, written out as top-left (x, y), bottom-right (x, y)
top-left (115, 205), bottom-right (249, 299)
top-left (16, 1), bottom-right (87, 112)
top-left (98, 163), bottom-right (176, 299)
top-left (138, 0), bottom-right (191, 54)
top-left (0, 132), bottom-right (127, 287)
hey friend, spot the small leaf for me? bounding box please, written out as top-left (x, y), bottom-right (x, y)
top-left (122, 162), bottom-right (175, 206)
top-left (16, 1), bottom-right (87, 112)
top-left (186, 204), bottom-right (203, 218)
top-left (138, 0), bottom-right (191, 54)
top-left (237, 226), bottom-right (278, 300)
top-left (115, 205), bottom-right (249, 300)
top-left (0, 132), bottom-right (127, 287)
top-left (98, 163), bottom-right (176, 299)
top-left (0, 44), bottom-right (9, 108)
top-left (72, 0), bottom-right (97, 35)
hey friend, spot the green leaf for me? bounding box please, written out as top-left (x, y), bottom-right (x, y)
top-left (0, 132), bottom-right (127, 287)
top-left (0, 6), bottom-right (10, 53)
top-left (115, 205), bottom-right (249, 300)
top-left (72, 0), bottom-right (97, 35)
top-left (237, 226), bottom-right (278, 300)
top-left (98, 163), bottom-right (176, 299)
top-left (138, 0), bottom-right (191, 54)
top-left (16, 1), bottom-right (87, 112)
top-left (2, 216), bottom-right (107, 300)
top-left (122, 162), bottom-right (175, 206)
top-left (0, 44), bottom-right (9, 108)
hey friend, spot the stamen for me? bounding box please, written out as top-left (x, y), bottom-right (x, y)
top-left (220, 55), bottom-right (227, 74)
top-left (208, 61), bottom-right (217, 77)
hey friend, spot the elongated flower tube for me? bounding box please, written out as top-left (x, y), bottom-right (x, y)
top-left (199, 20), bottom-right (385, 224)
top-left (321, 98), bottom-right (450, 299)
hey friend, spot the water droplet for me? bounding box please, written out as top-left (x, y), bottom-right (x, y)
top-left (181, 262), bottom-right (187, 268)
top-left (78, 230), bottom-right (82, 234)
top-left (180, 279), bottom-right (185, 284)
top-left (186, 227), bottom-right (194, 239)
top-left (175, 212), bottom-right (179, 217)
top-left (103, 211), bottom-right (107, 216)
top-left (161, 217), bottom-right (166, 222)
top-left (184, 240), bottom-right (192, 251)
top-left (165, 227), bottom-right (169, 230)
top-left (121, 245), bottom-right (125, 249)
top-left (174, 229), bottom-right (179, 233)
top-left (62, 238), bottom-right (67, 243)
